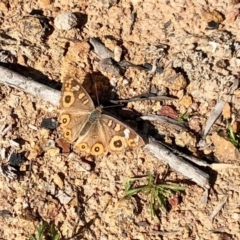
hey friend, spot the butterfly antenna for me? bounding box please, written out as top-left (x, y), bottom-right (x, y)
top-left (103, 104), bottom-right (124, 109)
top-left (94, 81), bottom-right (100, 106)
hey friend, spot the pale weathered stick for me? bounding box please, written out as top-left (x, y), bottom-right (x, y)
top-left (202, 100), bottom-right (225, 139)
top-left (110, 95), bottom-right (176, 104)
top-left (0, 66), bottom-right (60, 106)
top-left (144, 137), bottom-right (210, 189)
top-left (141, 114), bottom-right (188, 131)
top-left (209, 195), bottom-right (228, 221)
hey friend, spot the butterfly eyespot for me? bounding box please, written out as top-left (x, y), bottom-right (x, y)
top-left (63, 129), bottom-right (72, 141)
top-left (114, 140), bottom-right (122, 147)
top-left (109, 136), bottom-right (125, 151)
top-left (60, 114), bottom-right (70, 127)
top-left (62, 91), bottom-right (75, 107)
top-left (65, 96), bottom-right (71, 103)
top-left (79, 143), bottom-right (88, 150)
top-left (91, 143), bottom-right (104, 156)
top-left (74, 142), bottom-right (90, 153)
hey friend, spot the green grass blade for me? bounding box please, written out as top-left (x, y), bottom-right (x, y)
top-left (156, 191), bottom-right (167, 211)
top-left (150, 188), bottom-right (155, 219)
top-left (124, 186), bottom-right (147, 197)
top-left (53, 234), bottom-right (60, 240)
top-left (36, 223), bottom-right (46, 240)
top-left (147, 173), bottom-right (154, 185)
top-left (50, 224), bottom-right (60, 240)
top-left (125, 176), bottom-right (148, 191)
top-left (157, 184), bottom-right (186, 191)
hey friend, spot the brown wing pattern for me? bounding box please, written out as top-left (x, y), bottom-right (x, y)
top-left (73, 112), bottom-right (144, 156)
top-left (59, 78), bottom-right (144, 155)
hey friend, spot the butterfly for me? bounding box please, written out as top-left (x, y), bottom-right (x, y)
top-left (59, 78), bottom-right (145, 156)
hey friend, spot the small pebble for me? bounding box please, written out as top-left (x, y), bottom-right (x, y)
top-left (40, 118), bottom-right (58, 130)
top-left (9, 153), bottom-right (25, 166)
top-left (135, 221), bottom-right (150, 227)
top-left (100, 234), bottom-right (108, 240)
top-left (232, 213), bottom-right (240, 221)
top-left (46, 147), bottom-right (60, 157)
top-left (110, 78), bottom-right (118, 87)
top-left (9, 140), bottom-right (20, 148)
top-left (53, 173), bottom-right (64, 189)
top-left (0, 1), bottom-right (9, 11)
top-left (54, 12), bottom-right (78, 30)
top-left (100, 0), bottom-right (118, 8)
top-left (122, 79), bottom-right (129, 85)
top-left (68, 152), bottom-right (92, 171)
top-left (56, 190), bottom-right (72, 204)
top-left (0, 210), bottom-right (12, 218)
top-left (42, 139), bottom-right (56, 150)
top-left (56, 138), bottom-right (70, 153)
top-left (89, 38), bottom-right (114, 59)
top-left (206, 21), bottom-right (219, 30)
top-left (114, 45), bottom-right (122, 62)
top-left (38, 0), bottom-right (52, 7)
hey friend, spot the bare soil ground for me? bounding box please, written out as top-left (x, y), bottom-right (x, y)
top-left (0, 0), bottom-right (240, 239)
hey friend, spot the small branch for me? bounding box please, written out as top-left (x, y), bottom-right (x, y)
top-left (110, 95), bottom-right (176, 104)
top-left (203, 100), bottom-right (225, 137)
top-left (141, 114), bottom-right (188, 131)
top-left (0, 66), bottom-right (60, 106)
top-left (210, 195), bottom-right (228, 221)
top-left (144, 137), bottom-right (210, 189)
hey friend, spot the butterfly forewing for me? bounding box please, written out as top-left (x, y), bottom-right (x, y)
top-left (59, 79), bottom-right (95, 143)
top-left (60, 78), bottom-right (95, 111)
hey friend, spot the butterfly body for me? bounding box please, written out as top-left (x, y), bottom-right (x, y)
top-left (59, 78), bottom-right (144, 156)
top-left (79, 107), bottom-right (102, 136)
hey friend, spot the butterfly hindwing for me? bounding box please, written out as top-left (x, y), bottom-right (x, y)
top-left (73, 109), bottom-right (144, 156)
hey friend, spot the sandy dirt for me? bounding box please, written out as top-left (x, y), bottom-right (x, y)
top-left (0, 0), bottom-right (240, 239)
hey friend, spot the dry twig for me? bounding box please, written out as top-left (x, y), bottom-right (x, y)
top-left (0, 66), bottom-right (60, 106)
top-left (144, 137), bottom-right (210, 189)
top-left (210, 195), bottom-right (228, 221)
